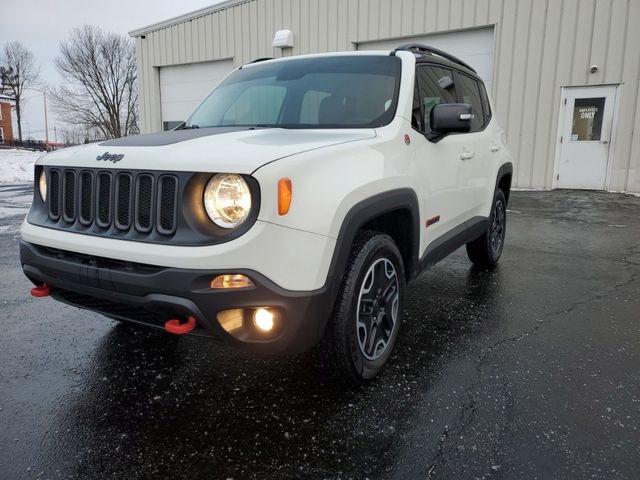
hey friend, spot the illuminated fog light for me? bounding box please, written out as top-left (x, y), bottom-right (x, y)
top-left (253, 308), bottom-right (275, 333)
top-left (211, 274), bottom-right (254, 289)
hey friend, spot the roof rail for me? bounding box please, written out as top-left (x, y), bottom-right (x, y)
top-left (391, 43), bottom-right (477, 73)
top-left (239, 57), bottom-right (274, 70)
top-left (249, 57), bottom-right (274, 64)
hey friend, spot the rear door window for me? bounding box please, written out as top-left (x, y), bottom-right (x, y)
top-left (457, 73), bottom-right (485, 132)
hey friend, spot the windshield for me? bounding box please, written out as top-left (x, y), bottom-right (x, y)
top-left (185, 55), bottom-right (402, 129)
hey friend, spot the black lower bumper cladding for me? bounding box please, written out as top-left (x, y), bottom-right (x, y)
top-left (19, 240), bottom-right (333, 354)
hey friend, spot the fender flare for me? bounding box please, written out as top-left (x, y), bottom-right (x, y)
top-left (496, 162), bottom-right (513, 203)
top-left (323, 188), bottom-right (421, 300)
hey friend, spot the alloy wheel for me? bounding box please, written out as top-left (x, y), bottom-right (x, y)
top-left (356, 258), bottom-right (400, 361)
top-left (490, 199), bottom-right (506, 255)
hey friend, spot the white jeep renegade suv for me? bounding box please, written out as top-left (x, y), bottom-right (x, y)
top-left (20, 45), bottom-right (513, 384)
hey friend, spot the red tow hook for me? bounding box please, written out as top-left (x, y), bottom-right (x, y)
top-left (164, 316), bottom-right (197, 335)
top-left (30, 283), bottom-right (51, 298)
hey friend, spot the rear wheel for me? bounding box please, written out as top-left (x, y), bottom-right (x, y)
top-left (320, 232), bottom-right (405, 385)
top-left (466, 189), bottom-right (507, 268)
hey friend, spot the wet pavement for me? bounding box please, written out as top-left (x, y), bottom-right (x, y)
top-left (1, 187), bottom-right (639, 479)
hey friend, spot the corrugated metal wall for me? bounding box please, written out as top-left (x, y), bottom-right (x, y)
top-left (134, 0), bottom-right (640, 192)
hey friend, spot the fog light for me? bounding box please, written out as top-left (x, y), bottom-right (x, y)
top-left (254, 308), bottom-right (274, 332)
top-left (211, 274), bottom-right (254, 289)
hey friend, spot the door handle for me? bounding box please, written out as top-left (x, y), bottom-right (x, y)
top-left (460, 149), bottom-right (475, 160)
top-left (491, 144), bottom-right (502, 152)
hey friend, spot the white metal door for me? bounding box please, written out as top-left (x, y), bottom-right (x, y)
top-left (557, 86), bottom-right (617, 190)
top-left (159, 60), bottom-right (235, 130)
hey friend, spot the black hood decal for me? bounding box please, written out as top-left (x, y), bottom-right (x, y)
top-left (99, 126), bottom-right (262, 147)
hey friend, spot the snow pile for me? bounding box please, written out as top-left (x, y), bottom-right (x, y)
top-left (0, 148), bottom-right (43, 184)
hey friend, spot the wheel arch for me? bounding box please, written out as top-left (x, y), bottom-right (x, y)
top-left (496, 162), bottom-right (513, 204)
top-left (324, 189), bottom-right (420, 300)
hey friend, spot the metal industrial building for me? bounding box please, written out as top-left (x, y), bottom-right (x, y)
top-left (130, 0), bottom-right (640, 193)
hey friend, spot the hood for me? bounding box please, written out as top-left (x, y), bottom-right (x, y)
top-left (38, 127), bottom-right (376, 174)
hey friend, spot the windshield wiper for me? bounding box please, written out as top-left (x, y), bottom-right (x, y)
top-left (175, 122), bottom-right (199, 130)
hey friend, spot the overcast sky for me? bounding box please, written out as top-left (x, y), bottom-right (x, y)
top-left (1, 0), bottom-right (224, 141)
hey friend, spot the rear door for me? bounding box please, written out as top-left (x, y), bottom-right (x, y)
top-left (454, 72), bottom-right (495, 218)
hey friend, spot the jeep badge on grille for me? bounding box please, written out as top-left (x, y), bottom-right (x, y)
top-left (96, 152), bottom-right (124, 163)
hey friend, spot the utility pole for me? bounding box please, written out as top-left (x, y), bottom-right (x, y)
top-left (43, 91), bottom-right (49, 149)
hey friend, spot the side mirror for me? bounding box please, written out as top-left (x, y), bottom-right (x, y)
top-left (430, 103), bottom-right (473, 135)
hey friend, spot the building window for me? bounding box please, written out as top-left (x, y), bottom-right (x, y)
top-left (0, 127), bottom-right (4, 144)
top-left (571, 97), bottom-right (605, 141)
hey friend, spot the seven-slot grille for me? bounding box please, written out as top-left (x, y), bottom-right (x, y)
top-left (47, 168), bottom-right (178, 236)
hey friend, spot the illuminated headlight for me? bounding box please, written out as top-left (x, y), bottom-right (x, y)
top-left (203, 174), bottom-right (252, 228)
top-left (38, 170), bottom-right (47, 202)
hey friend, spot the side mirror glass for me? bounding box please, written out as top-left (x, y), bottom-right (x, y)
top-left (430, 103), bottom-right (473, 135)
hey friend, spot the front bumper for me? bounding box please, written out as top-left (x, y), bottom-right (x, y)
top-left (20, 240), bottom-right (335, 354)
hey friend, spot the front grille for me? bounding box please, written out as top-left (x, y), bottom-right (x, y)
top-left (49, 169), bottom-right (61, 220)
top-left (96, 172), bottom-right (112, 227)
top-left (45, 168), bottom-right (178, 238)
top-left (158, 176), bottom-right (178, 235)
top-left (63, 171), bottom-right (76, 222)
top-left (79, 171), bottom-right (93, 225)
top-left (135, 174), bottom-right (154, 232)
top-left (115, 173), bottom-right (132, 230)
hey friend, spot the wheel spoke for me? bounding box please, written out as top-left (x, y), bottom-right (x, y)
top-left (366, 322), bottom-right (380, 356)
top-left (359, 298), bottom-right (375, 315)
top-left (381, 277), bottom-right (397, 304)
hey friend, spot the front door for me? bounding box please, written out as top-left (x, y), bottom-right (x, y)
top-left (557, 86), bottom-right (617, 190)
top-left (412, 64), bottom-right (468, 250)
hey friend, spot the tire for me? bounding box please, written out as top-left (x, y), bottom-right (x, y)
top-left (466, 188), bottom-right (507, 268)
top-left (320, 231), bottom-right (406, 385)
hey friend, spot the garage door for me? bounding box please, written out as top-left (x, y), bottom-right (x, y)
top-left (159, 59), bottom-right (235, 130)
top-left (357, 27), bottom-right (495, 92)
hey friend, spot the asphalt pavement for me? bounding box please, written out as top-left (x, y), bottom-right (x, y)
top-left (1, 186), bottom-right (639, 479)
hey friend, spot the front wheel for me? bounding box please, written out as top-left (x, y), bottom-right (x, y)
top-left (466, 189), bottom-right (507, 268)
top-left (320, 232), bottom-right (405, 385)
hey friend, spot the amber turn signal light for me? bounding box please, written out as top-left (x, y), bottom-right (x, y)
top-left (278, 178), bottom-right (292, 215)
top-left (211, 274), bottom-right (254, 289)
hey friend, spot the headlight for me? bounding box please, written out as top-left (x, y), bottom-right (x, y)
top-left (38, 170), bottom-right (47, 202)
top-left (203, 174), bottom-right (252, 228)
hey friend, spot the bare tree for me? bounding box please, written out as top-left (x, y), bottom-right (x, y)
top-left (51, 25), bottom-right (138, 139)
top-left (59, 126), bottom-right (104, 146)
top-left (0, 41), bottom-right (41, 141)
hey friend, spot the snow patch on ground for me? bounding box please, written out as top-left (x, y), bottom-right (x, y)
top-left (0, 148), bottom-right (43, 184)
